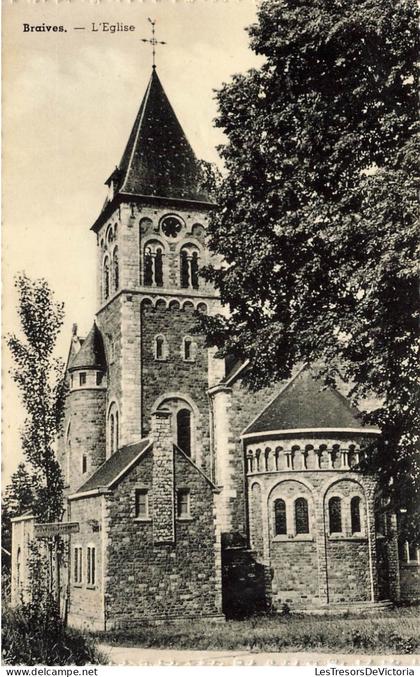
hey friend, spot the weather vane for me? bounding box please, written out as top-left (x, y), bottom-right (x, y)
top-left (141, 18), bottom-right (166, 69)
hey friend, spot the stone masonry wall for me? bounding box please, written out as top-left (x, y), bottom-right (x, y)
top-left (67, 495), bottom-right (104, 630)
top-left (247, 467), bottom-right (378, 609)
top-left (64, 389), bottom-right (106, 494)
top-left (104, 447), bottom-right (222, 627)
top-left (141, 300), bottom-right (211, 474)
top-left (400, 564), bottom-right (420, 600)
top-left (212, 381), bottom-right (279, 537)
top-left (151, 410), bottom-right (175, 543)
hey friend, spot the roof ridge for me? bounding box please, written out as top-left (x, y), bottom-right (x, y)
top-left (120, 72), bottom-right (154, 194)
top-left (173, 443), bottom-right (219, 490)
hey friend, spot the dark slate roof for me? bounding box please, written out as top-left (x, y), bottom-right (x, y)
top-left (112, 69), bottom-right (210, 204)
top-left (75, 439), bottom-right (151, 493)
top-left (244, 367), bottom-right (376, 435)
top-left (69, 323), bottom-right (107, 372)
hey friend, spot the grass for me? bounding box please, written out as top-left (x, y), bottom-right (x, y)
top-left (2, 602), bottom-right (107, 665)
top-left (98, 605), bottom-right (420, 655)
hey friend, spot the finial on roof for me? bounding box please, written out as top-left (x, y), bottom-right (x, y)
top-left (141, 18), bottom-right (166, 69)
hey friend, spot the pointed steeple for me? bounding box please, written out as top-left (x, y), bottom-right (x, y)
top-left (107, 69), bottom-right (211, 205)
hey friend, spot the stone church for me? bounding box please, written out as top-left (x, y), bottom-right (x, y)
top-left (11, 67), bottom-right (418, 629)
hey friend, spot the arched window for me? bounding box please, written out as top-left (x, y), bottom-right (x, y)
top-left (180, 249), bottom-right (189, 288)
top-left (177, 409), bottom-right (191, 457)
top-left (295, 497), bottom-right (309, 534)
top-left (108, 405), bottom-right (119, 456)
top-left (112, 247), bottom-right (119, 291)
top-left (103, 257), bottom-right (110, 301)
top-left (155, 248), bottom-right (163, 286)
top-left (329, 496), bottom-right (342, 533)
top-left (180, 245), bottom-right (200, 289)
top-left (110, 414), bottom-right (115, 453)
top-left (350, 496), bottom-right (362, 534)
top-left (182, 336), bottom-right (197, 362)
top-left (81, 453), bottom-right (88, 474)
top-left (144, 247), bottom-right (153, 286)
top-left (115, 411), bottom-right (119, 453)
top-left (274, 499), bottom-right (287, 535)
top-left (155, 335), bottom-right (168, 360)
top-left (143, 242), bottom-right (164, 287)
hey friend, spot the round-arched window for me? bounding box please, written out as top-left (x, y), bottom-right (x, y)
top-left (177, 409), bottom-right (191, 457)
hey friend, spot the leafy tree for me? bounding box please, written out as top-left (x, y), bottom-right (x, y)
top-left (200, 0), bottom-right (419, 534)
top-left (7, 274), bottom-right (67, 522)
top-left (2, 463), bottom-right (34, 556)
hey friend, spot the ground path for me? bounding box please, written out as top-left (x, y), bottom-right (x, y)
top-left (99, 644), bottom-right (419, 666)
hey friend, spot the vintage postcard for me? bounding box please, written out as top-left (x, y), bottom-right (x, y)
top-left (2, 0), bottom-right (419, 668)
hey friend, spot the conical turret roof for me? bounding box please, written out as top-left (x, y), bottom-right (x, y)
top-left (69, 323), bottom-right (107, 372)
top-left (110, 69), bottom-right (210, 204)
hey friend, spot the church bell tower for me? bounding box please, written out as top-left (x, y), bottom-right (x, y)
top-left (91, 66), bottom-right (221, 476)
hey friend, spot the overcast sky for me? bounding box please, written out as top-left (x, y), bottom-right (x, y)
top-left (2, 0), bottom-right (262, 484)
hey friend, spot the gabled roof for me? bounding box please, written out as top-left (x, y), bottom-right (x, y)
top-left (111, 69), bottom-right (210, 204)
top-left (69, 323), bottom-right (107, 372)
top-left (75, 439), bottom-right (151, 494)
top-left (243, 366), bottom-right (378, 436)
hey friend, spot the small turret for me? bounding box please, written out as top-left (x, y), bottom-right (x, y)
top-left (65, 322), bottom-right (107, 493)
top-left (68, 321), bottom-right (107, 391)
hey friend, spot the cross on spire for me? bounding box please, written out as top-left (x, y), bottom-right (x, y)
top-left (141, 18), bottom-right (166, 69)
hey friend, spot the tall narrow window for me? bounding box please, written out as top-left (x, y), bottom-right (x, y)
top-left (103, 257), bottom-right (110, 300)
top-left (115, 411), bottom-right (119, 452)
top-left (177, 489), bottom-right (190, 518)
top-left (191, 251), bottom-right (199, 289)
top-left (155, 248), bottom-right (163, 286)
top-left (154, 335), bottom-right (167, 361)
top-left (79, 372), bottom-right (86, 387)
top-left (87, 546), bottom-right (96, 586)
top-left (180, 250), bottom-right (189, 288)
top-left (73, 546), bottom-right (83, 584)
top-left (329, 496), bottom-right (342, 533)
top-left (144, 247), bottom-right (153, 286)
top-left (180, 245), bottom-right (200, 289)
top-left (135, 489), bottom-right (149, 519)
top-left (143, 242), bottom-right (164, 287)
top-left (112, 247), bottom-right (119, 291)
top-left (184, 338), bottom-right (191, 360)
top-left (110, 414), bottom-right (115, 454)
top-left (351, 496), bottom-right (362, 534)
top-left (274, 499), bottom-right (287, 535)
top-left (177, 409), bottom-right (191, 457)
top-left (81, 454), bottom-right (87, 474)
top-left (295, 497), bottom-right (309, 534)
top-left (182, 337), bottom-right (196, 362)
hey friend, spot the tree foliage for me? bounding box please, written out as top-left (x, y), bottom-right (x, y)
top-left (7, 274), bottom-right (67, 522)
top-left (2, 463), bottom-right (34, 556)
top-left (200, 0), bottom-right (419, 526)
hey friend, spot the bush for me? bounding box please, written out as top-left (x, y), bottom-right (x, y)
top-left (2, 598), bottom-right (106, 665)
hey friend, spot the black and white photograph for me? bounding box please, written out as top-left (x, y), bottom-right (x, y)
top-left (2, 0), bottom-right (419, 668)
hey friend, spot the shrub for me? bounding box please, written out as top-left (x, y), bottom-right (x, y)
top-left (2, 599), bottom-right (106, 665)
